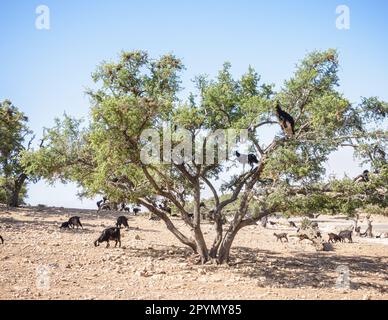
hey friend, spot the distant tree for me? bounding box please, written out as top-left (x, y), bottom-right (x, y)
top-left (0, 100), bottom-right (34, 207)
top-left (23, 50), bottom-right (387, 263)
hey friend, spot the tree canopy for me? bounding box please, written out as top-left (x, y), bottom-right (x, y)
top-left (0, 100), bottom-right (33, 206)
top-left (22, 49), bottom-right (387, 263)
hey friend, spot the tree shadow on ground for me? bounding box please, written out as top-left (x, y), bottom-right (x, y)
top-left (228, 246), bottom-right (388, 292)
top-left (122, 244), bottom-right (194, 262)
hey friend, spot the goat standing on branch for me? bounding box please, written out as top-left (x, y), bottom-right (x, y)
top-left (235, 151), bottom-right (259, 171)
top-left (354, 170), bottom-right (369, 183)
top-left (275, 101), bottom-right (295, 137)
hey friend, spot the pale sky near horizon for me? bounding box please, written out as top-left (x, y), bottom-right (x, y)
top-left (1, 1), bottom-right (387, 209)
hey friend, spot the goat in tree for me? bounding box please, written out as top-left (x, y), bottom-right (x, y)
top-left (235, 151), bottom-right (259, 171)
top-left (354, 170), bottom-right (369, 183)
top-left (275, 101), bottom-right (295, 137)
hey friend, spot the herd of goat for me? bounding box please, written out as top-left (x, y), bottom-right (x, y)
top-left (272, 217), bottom-right (388, 245)
top-left (58, 214), bottom-right (126, 248)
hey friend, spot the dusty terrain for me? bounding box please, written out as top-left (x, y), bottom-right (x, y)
top-left (0, 206), bottom-right (387, 300)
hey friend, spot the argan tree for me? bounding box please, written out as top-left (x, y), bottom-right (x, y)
top-left (0, 100), bottom-right (36, 207)
top-left (23, 49), bottom-right (387, 264)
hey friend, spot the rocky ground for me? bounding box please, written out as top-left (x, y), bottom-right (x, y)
top-left (0, 206), bottom-right (387, 300)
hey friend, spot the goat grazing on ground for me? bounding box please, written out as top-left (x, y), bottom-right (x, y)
top-left (116, 216), bottom-right (129, 229)
top-left (328, 232), bottom-right (342, 243)
top-left (133, 207), bottom-right (141, 215)
top-left (60, 221), bottom-right (70, 229)
top-left (97, 197), bottom-right (108, 209)
top-left (289, 221), bottom-right (298, 228)
top-left (98, 203), bottom-right (111, 212)
top-left (338, 230), bottom-right (353, 243)
top-left (94, 227), bottom-right (121, 248)
top-left (120, 203), bottom-right (131, 212)
top-left (97, 200), bottom-right (103, 209)
top-left (275, 101), bottom-right (295, 137)
top-left (273, 233), bottom-right (288, 243)
top-left (0, 235), bottom-right (3, 244)
top-left (354, 170), bottom-right (369, 183)
top-left (68, 216), bottom-right (83, 229)
top-left (235, 151), bottom-right (259, 171)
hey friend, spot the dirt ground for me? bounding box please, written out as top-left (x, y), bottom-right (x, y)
top-left (0, 206), bottom-right (387, 300)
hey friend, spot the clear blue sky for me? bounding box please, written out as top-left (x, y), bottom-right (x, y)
top-left (1, 0), bottom-right (387, 208)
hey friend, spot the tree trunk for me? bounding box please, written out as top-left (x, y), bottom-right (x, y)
top-left (192, 184), bottom-right (209, 263)
top-left (366, 219), bottom-right (373, 238)
top-left (217, 226), bottom-right (240, 264)
top-left (194, 228), bottom-right (209, 263)
top-left (9, 174), bottom-right (27, 207)
top-left (209, 214), bottom-right (223, 258)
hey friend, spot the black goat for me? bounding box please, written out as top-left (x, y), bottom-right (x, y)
top-left (289, 221), bottom-right (297, 228)
top-left (338, 230), bottom-right (353, 243)
top-left (275, 101), bottom-right (295, 137)
top-left (354, 170), bottom-right (369, 183)
top-left (0, 235), bottom-right (3, 244)
top-left (60, 221), bottom-right (70, 229)
top-left (116, 216), bottom-right (129, 229)
top-left (120, 203), bottom-right (130, 212)
top-left (133, 207), bottom-right (141, 215)
top-left (94, 227), bottom-right (121, 248)
top-left (68, 216), bottom-right (83, 229)
top-left (328, 232), bottom-right (342, 243)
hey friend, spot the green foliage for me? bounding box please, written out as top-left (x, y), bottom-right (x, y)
top-left (0, 100), bottom-right (32, 206)
top-left (22, 49), bottom-right (387, 218)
